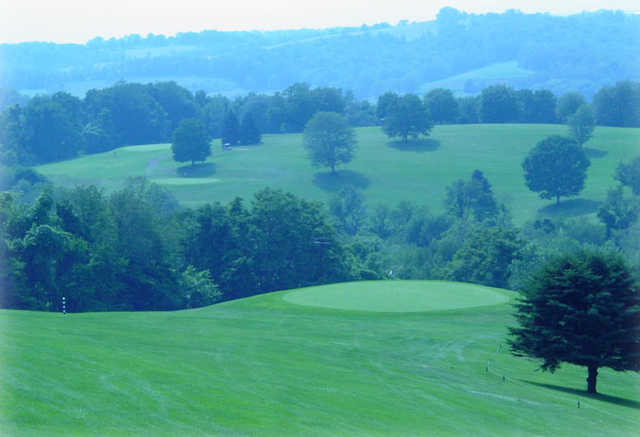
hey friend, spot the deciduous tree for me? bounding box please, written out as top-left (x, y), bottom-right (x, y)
top-left (522, 136), bottom-right (590, 205)
top-left (221, 110), bottom-right (240, 146)
top-left (303, 111), bottom-right (356, 173)
top-left (597, 185), bottom-right (640, 239)
top-left (171, 118), bottom-right (211, 166)
top-left (239, 112), bottom-right (261, 145)
top-left (615, 155), bottom-right (640, 195)
top-left (424, 88), bottom-right (458, 124)
top-left (567, 104), bottom-right (595, 146)
top-left (556, 92), bottom-right (586, 122)
top-left (382, 94), bottom-right (432, 143)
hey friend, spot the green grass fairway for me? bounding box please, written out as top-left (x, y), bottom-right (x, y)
top-left (283, 281), bottom-right (510, 312)
top-left (1, 281), bottom-right (639, 436)
top-left (36, 124), bottom-right (640, 224)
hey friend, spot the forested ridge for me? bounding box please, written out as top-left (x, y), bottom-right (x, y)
top-left (1, 8), bottom-right (638, 99)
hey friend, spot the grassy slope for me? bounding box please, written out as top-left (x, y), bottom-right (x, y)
top-left (418, 61), bottom-right (535, 95)
top-left (36, 124), bottom-right (640, 224)
top-left (1, 281), bottom-right (639, 437)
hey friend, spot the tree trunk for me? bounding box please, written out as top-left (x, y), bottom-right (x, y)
top-left (587, 365), bottom-right (598, 394)
top-left (556, 194), bottom-right (560, 206)
top-left (331, 163), bottom-right (335, 174)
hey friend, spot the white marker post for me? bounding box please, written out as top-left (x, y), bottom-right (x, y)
top-left (62, 296), bottom-right (66, 316)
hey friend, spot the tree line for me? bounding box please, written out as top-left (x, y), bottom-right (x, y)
top-left (1, 80), bottom-right (638, 167)
top-left (0, 180), bottom-right (384, 312)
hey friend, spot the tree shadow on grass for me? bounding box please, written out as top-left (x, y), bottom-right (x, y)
top-left (520, 380), bottom-right (640, 410)
top-left (177, 162), bottom-right (216, 178)
top-left (584, 147), bottom-right (608, 159)
top-left (313, 170), bottom-right (371, 192)
top-left (537, 198), bottom-right (602, 219)
top-left (388, 138), bottom-right (440, 153)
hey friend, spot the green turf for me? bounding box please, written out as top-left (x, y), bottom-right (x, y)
top-left (283, 280), bottom-right (510, 312)
top-left (1, 281), bottom-right (638, 436)
top-left (36, 124), bottom-right (640, 224)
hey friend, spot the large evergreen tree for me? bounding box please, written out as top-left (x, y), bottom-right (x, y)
top-left (509, 250), bottom-right (640, 394)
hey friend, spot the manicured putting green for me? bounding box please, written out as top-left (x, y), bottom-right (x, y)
top-left (283, 280), bottom-right (511, 312)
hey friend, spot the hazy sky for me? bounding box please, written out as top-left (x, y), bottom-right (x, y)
top-left (1, 0), bottom-right (637, 44)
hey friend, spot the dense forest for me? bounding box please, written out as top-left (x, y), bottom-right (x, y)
top-left (1, 8), bottom-right (638, 100)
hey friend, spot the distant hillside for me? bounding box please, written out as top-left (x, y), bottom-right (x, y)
top-left (1, 8), bottom-right (638, 99)
top-left (36, 125), bottom-right (640, 225)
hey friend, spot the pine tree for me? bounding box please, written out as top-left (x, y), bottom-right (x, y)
top-left (509, 250), bottom-right (640, 394)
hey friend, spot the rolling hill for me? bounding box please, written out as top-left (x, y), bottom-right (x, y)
top-left (2, 9), bottom-right (639, 99)
top-left (1, 281), bottom-right (638, 436)
top-left (36, 124), bottom-right (640, 225)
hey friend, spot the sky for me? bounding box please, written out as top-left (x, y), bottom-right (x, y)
top-left (1, 0), bottom-right (638, 44)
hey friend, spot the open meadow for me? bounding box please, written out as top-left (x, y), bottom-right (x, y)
top-left (1, 281), bottom-right (638, 436)
top-left (36, 124), bottom-right (640, 225)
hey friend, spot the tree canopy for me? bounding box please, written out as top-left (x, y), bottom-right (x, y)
top-left (382, 94), bottom-right (432, 143)
top-left (509, 250), bottom-right (640, 393)
top-left (522, 135), bottom-right (590, 205)
top-left (556, 92), bottom-right (586, 122)
top-left (424, 88), bottom-right (458, 124)
top-left (615, 155), bottom-right (640, 195)
top-left (445, 170), bottom-right (500, 222)
top-left (303, 111), bottom-right (356, 173)
top-left (239, 112), bottom-right (261, 145)
top-left (567, 104), bottom-right (595, 146)
top-left (171, 118), bottom-right (211, 166)
top-left (221, 110), bottom-right (240, 146)
top-left (480, 85), bottom-right (519, 123)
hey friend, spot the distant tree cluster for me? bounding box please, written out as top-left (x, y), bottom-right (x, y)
top-left (0, 81), bottom-right (375, 166)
